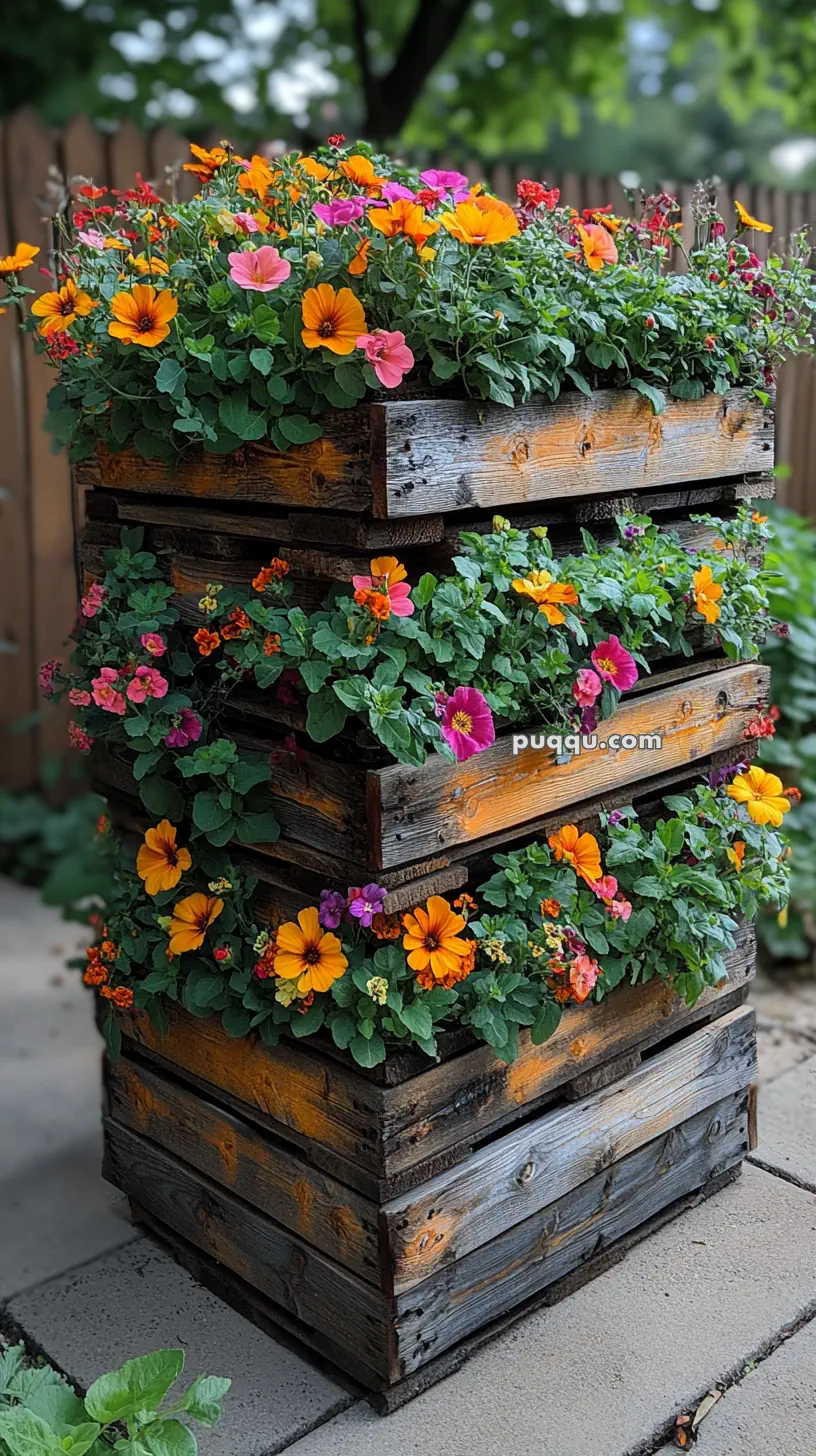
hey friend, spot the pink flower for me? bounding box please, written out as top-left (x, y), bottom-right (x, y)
top-left (589, 874), bottom-right (619, 903)
top-left (420, 168), bottom-right (470, 202)
top-left (352, 560), bottom-right (415, 618)
top-left (609, 897), bottom-right (632, 922)
top-left (140, 632), bottom-right (166, 658)
top-left (227, 246), bottom-right (291, 292)
top-left (164, 708), bottom-right (203, 748)
top-left (91, 667), bottom-right (126, 715)
top-left (591, 634), bottom-right (639, 692)
top-left (233, 212), bottom-right (260, 233)
top-left (572, 668), bottom-right (602, 708)
top-left (440, 686), bottom-right (495, 762)
top-left (68, 687), bottom-right (91, 706)
top-left (81, 583), bottom-right (107, 618)
top-left (380, 182), bottom-right (417, 203)
top-left (38, 658), bottom-right (61, 697)
top-left (312, 198), bottom-right (367, 226)
top-left (78, 229), bottom-right (106, 250)
top-left (68, 720), bottom-right (93, 752)
top-left (356, 329), bottom-right (414, 389)
top-left (570, 954), bottom-right (601, 1003)
top-left (126, 665), bottom-right (168, 702)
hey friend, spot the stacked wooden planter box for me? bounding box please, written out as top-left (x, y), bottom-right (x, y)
top-left (80, 386), bottom-right (771, 1407)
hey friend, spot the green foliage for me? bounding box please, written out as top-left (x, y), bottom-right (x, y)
top-left (0, 788), bottom-right (111, 912)
top-left (0, 1343), bottom-right (229, 1456)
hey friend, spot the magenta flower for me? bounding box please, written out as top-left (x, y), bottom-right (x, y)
top-left (68, 687), bottom-right (91, 707)
top-left (312, 198), bottom-right (366, 226)
top-left (140, 632), bottom-right (166, 658)
top-left (227, 246), bottom-right (291, 292)
top-left (91, 667), bottom-right (126, 716)
top-left (572, 668), bottom-right (602, 708)
top-left (356, 329), bottom-right (414, 389)
top-left (607, 810), bottom-right (623, 827)
top-left (318, 889), bottom-right (347, 930)
top-left (420, 168), bottom-right (470, 202)
top-left (440, 686), bottom-right (495, 762)
top-left (81, 583), bottom-right (107, 618)
top-left (164, 708), bottom-right (203, 748)
top-left (591, 634), bottom-right (639, 692)
top-left (380, 181), bottom-right (417, 203)
top-left (38, 658), bottom-right (61, 697)
top-left (126, 665), bottom-right (168, 703)
top-left (347, 883), bottom-right (387, 927)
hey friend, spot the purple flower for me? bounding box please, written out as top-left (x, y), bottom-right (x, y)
top-left (607, 810), bottom-right (624, 827)
top-left (347, 883), bottom-right (387, 928)
top-left (624, 524), bottom-right (645, 540)
top-left (775, 622), bottom-right (791, 639)
top-left (380, 181), bottom-right (417, 203)
top-left (420, 168), bottom-right (470, 202)
top-left (312, 198), bottom-right (366, 226)
top-left (707, 761), bottom-right (748, 791)
top-left (318, 889), bottom-right (347, 929)
top-left (164, 708), bottom-right (203, 749)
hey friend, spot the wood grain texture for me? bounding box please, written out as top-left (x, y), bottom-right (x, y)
top-left (102, 1120), bottom-right (392, 1380)
top-left (372, 662), bottom-right (770, 868)
top-left (371, 390), bottom-right (774, 519)
top-left (383, 1007), bottom-right (756, 1291)
top-left (391, 1091), bottom-right (749, 1374)
top-left (104, 1056), bottom-right (382, 1283)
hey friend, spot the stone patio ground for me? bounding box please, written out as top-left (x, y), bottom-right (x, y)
top-left (2, 874), bottom-right (814, 1455)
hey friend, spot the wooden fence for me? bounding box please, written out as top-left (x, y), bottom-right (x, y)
top-left (1, 108), bottom-right (815, 789)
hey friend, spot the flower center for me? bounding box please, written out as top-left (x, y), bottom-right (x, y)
top-left (318, 319), bottom-right (336, 337)
top-left (595, 656), bottom-right (616, 675)
top-left (304, 944), bottom-right (321, 964)
top-left (58, 298), bottom-right (74, 316)
top-left (166, 847), bottom-right (178, 867)
top-left (422, 934), bottom-right (439, 952)
top-left (138, 314), bottom-right (155, 333)
top-left (451, 710), bottom-right (473, 734)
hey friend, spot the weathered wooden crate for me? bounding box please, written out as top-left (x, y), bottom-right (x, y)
top-left (102, 943), bottom-right (758, 1405)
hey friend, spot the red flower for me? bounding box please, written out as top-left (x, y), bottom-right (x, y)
top-left (327, 133), bottom-right (345, 147)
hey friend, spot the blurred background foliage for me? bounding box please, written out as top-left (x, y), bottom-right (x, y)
top-left (4, 0), bottom-right (816, 186)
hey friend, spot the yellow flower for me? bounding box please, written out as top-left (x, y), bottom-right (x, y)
top-left (301, 283), bottom-right (365, 355)
top-left (168, 893), bottom-right (224, 954)
top-left (726, 767), bottom-right (791, 827)
top-left (128, 253), bottom-right (170, 276)
top-left (735, 200), bottom-right (773, 233)
top-left (511, 569), bottom-right (579, 624)
top-left (402, 896), bottom-right (471, 981)
top-left (693, 565), bottom-right (723, 625)
top-left (0, 241), bottom-right (39, 274)
top-left (438, 196), bottom-right (519, 246)
top-left (136, 820), bottom-right (192, 897)
top-left (31, 278), bottom-right (96, 336)
top-left (548, 825), bottom-right (603, 886)
top-left (273, 906), bottom-right (348, 993)
top-left (108, 284), bottom-right (178, 347)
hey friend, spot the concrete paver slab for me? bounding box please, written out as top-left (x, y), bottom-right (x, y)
top-left (7, 1239), bottom-right (355, 1456)
top-left (749, 1051), bottom-right (816, 1192)
top-left (281, 1166), bottom-right (816, 1456)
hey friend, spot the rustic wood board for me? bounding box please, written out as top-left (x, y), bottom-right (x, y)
top-left (372, 662), bottom-right (769, 868)
top-left (371, 390), bottom-right (773, 518)
top-left (390, 1091), bottom-right (749, 1375)
top-left (383, 1006), bottom-right (756, 1292)
top-left (104, 1056), bottom-right (382, 1284)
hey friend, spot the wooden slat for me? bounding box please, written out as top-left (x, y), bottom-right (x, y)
top-left (383, 1006), bottom-right (756, 1292)
top-left (104, 1056), bottom-right (382, 1283)
top-left (107, 120), bottom-right (150, 191)
top-left (372, 662), bottom-right (769, 868)
top-left (102, 1119), bottom-right (392, 1380)
top-left (370, 389), bottom-right (773, 520)
top-left (391, 1091), bottom-right (748, 1374)
top-left (150, 126), bottom-right (197, 202)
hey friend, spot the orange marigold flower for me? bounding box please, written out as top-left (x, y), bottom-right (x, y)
top-left (540, 898), bottom-right (561, 918)
top-left (0, 241), bottom-right (39, 274)
top-left (220, 606), bottom-right (252, 640)
top-left (194, 627), bottom-right (221, 656)
top-left (253, 566), bottom-right (274, 592)
top-left (100, 984), bottom-right (134, 1009)
top-left (83, 963), bottom-right (108, 987)
top-left (274, 906), bottom-right (348, 993)
top-left (301, 283), bottom-right (366, 355)
top-left (402, 895), bottom-right (470, 982)
top-left (439, 196), bottom-right (519, 246)
top-left (364, 591), bottom-right (391, 621)
top-left (263, 632), bottom-right (281, 655)
top-left (548, 824), bottom-right (603, 886)
top-left (348, 237), bottom-right (371, 275)
top-left (339, 154), bottom-right (387, 194)
top-left (136, 819), bottom-right (192, 897)
top-left (269, 556), bottom-right (289, 579)
top-left (453, 892), bottom-right (478, 914)
top-left (370, 912), bottom-right (402, 940)
top-left (693, 565), bottom-right (723, 625)
top-left (31, 278), bottom-right (97, 336)
top-left (108, 284), bottom-right (178, 348)
top-left (100, 939), bottom-right (118, 960)
top-left (512, 569), bottom-right (579, 625)
top-left (297, 155), bottom-right (332, 183)
top-left (168, 893), bottom-right (224, 955)
top-left (784, 786), bottom-right (802, 804)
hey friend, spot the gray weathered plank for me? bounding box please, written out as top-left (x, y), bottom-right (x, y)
top-left (383, 1006), bottom-right (756, 1291)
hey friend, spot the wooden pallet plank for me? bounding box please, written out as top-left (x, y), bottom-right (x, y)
top-left (104, 1056), bottom-right (383, 1284)
top-left (392, 1090), bottom-right (749, 1374)
top-left (384, 1006), bottom-right (756, 1292)
top-left (102, 1120), bottom-right (393, 1379)
top-left (378, 925), bottom-right (755, 1182)
top-left (373, 663), bottom-right (769, 868)
top-left (370, 390), bottom-right (773, 519)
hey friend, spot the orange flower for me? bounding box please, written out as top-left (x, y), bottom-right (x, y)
top-left (31, 278), bottom-right (97, 336)
top-left (108, 284), bottom-right (178, 347)
top-left (100, 940), bottom-right (118, 960)
top-left (371, 911), bottom-right (402, 940)
top-left (297, 155), bottom-right (332, 183)
top-left (168, 893), bottom-right (224, 954)
top-left (726, 840), bottom-right (746, 873)
top-left (237, 154), bottom-right (279, 200)
top-left (274, 905), bottom-right (348, 993)
top-left (128, 253), bottom-right (170, 276)
top-left (0, 241), bottom-right (39, 274)
top-left (735, 200), bottom-right (773, 234)
top-left (100, 985), bottom-right (134, 1009)
top-left (576, 223), bottom-right (618, 271)
top-left (402, 895), bottom-right (470, 981)
top-left (548, 825), bottom-right (603, 885)
top-left (183, 143), bottom-right (229, 182)
top-left (136, 819), bottom-right (192, 897)
top-left (416, 938), bottom-right (476, 990)
top-left (438, 196), bottom-right (519, 246)
top-left (348, 237), bottom-right (371, 275)
top-left (369, 555), bottom-right (407, 585)
top-left (194, 627), bottom-right (221, 656)
top-left (220, 606), bottom-right (252, 640)
top-left (301, 283), bottom-right (366, 354)
top-left (263, 632), bottom-right (281, 655)
top-left (693, 565), bottom-right (723, 625)
top-left (339, 154), bottom-right (387, 194)
top-left (540, 898), bottom-right (561, 918)
top-left (751, 511), bottom-right (768, 524)
top-left (368, 199), bottom-right (440, 251)
top-left (83, 963), bottom-right (108, 987)
top-left (511, 569), bottom-right (579, 624)
top-left (726, 767), bottom-right (790, 828)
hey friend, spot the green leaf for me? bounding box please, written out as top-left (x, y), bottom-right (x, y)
top-left (176, 1375), bottom-right (232, 1426)
top-left (299, 660), bottom-right (331, 692)
top-left (397, 1001), bottom-right (433, 1040)
top-left (531, 1001), bottom-right (562, 1045)
top-left (306, 685), bottom-right (349, 742)
top-left (412, 573), bottom-right (437, 609)
top-left (85, 1349), bottom-right (185, 1425)
top-left (332, 677), bottom-right (370, 711)
top-left (192, 790), bottom-right (232, 833)
top-left (0, 1409), bottom-right (63, 1456)
top-left (631, 378), bottom-right (666, 414)
top-left (218, 393), bottom-right (267, 442)
top-left (670, 376), bottom-right (706, 400)
top-left (349, 1033), bottom-right (386, 1067)
top-left (155, 358), bottom-right (187, 400)
top-left (134, 1417), bottom-right (197, 1456)
top-left (139, 775), bottom-right (185, 820)
top-left (235, 811), bottom-right (280, 844)
top-left (277, 413), bottom-right (323, 445)
top-left (249, 347), bottom-right (274, 376)
top-left (330, 1012), bottom-right (357, 1049)
top-left (57, 1425), bottom-right (102, 1456)
top-left (221, 1007), bottom-right (252, 1037)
